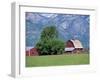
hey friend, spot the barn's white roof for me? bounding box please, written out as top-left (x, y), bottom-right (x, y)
top-left (70, 39), bottom-right (83, 48)
top-left (26, 47), bottom-right (34, 51)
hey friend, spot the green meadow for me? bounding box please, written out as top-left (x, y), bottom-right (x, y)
top-left (26, 53), bottom-right (89, 67)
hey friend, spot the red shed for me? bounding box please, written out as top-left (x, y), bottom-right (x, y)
top-left (65, 39), bottom-right (83, 53)
top-left (26, 47), bottom-right (38, 56)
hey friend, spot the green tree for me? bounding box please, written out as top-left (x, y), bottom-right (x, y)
top-left (40, 26), bottom-right (58, 40)
top-left (35, 26), bottom-right (64, 55)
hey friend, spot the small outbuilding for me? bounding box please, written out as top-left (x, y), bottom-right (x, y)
top-left (26, 47), bottom-right (38, 56)
top-left (65, 39), bottom-right (83, 53)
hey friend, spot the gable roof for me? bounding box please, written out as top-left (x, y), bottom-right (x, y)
top-left (70, 39), bottom-right (83, 48)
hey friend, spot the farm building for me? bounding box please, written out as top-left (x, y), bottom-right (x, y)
top-left (26, 47), bottom-right (38, 56)
top-left (65, 39), bottom-right (83, 53)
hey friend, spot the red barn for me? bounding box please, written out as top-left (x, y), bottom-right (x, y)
top-left (26, 47), bottom-right (38, 56)
top-left (65, 39), bottom-right (83, 53)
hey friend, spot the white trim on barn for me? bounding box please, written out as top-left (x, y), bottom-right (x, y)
top-left (65, 47), bottom-right (75, 51)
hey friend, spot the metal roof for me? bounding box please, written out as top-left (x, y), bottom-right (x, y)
top-left (70, 39), bottom-right (83, 48)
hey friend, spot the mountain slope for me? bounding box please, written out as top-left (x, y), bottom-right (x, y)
top-left (26, 12), bottom-right (89, 48)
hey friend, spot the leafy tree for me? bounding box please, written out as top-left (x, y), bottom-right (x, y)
top-left (40, 26), bottom-right (58, 40)
top-left (36, 39), bottom-right (64, 55)
top-left (35, 26), bottom-right (64, 55)
top-left (48, 39), bottom-right (64, 55)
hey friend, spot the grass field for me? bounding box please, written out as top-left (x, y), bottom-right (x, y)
top-left (26, 53), bottom-right (89, 67)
